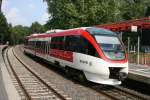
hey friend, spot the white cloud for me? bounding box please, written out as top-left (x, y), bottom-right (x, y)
top-left (5, 7), bottom-right (30, 26)
top-left (28, 4), bottom-right (36, 10)
top-left (38, 12), bottom-right (49, 25)
top-left (2, 0), bottom-right (49, 26)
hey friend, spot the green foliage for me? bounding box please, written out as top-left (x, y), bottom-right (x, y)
top-left (11, 25), bottom-right (30, 44)
top-left (2, 0), bottom-right (150, 45)
top-left (45, 0), bottom-right (150, 29)
top-left (10, 22), bottom-right (45, 44)
top-left (0, 12), bottom-right (8, 33)
top-left (121, 0), bottom-right (149, 20)
top-left (30, 22), bottom-right (45, 33)
top-left (0, 12), bottom-right (10, 44)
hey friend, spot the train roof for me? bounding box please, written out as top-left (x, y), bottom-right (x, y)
top-left (46, 29), bottom-right (64, 33)
top-left (25, 27), bottom-right (116, 39)
top-left (26, 27), bottom-right (92, 39)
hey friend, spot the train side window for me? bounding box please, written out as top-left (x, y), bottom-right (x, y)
top-left (65, 36), bottom-right (71, 51)
top-left (58, 36), bottom-right (65, 50)
top-left (42, 41), bottom-right (44, 50)
top-left (54, 37), bottom-right (59, 49)
top-left (42, 41), bottom-right (47, 51)
top-left (65, 36), bottom-right (83, 52)
top-left (53, 36), bottom-right (63, 50)
top-left (51, 37), bottom-right (64, 50)
top-left (50, 37), bottom-right (55, 49)
top-left (64, 35), bottom-right (98, 57)
top-left (71, 36), bottom-right (81, 52)
top-left (36, 41), bottom-right (40, 48)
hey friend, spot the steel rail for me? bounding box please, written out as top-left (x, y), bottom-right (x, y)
top-left (91, 85), bottom-right (120, 100)
top-left (6, 47), bottom-right (31, 100)
top-left (91, 85), bottom-right (149, 100)
top-left (12, 47), bottom-right (68, 100)
top-left (18, 45), bottom-right (149, 100)
top-left (113, 85), bottom-right (150, 100)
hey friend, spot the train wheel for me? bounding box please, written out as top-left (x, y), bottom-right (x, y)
top-left (78, 72), bottom-right (87, 84)
top-left (23, 50), bottom-right (27, 54)
top-left (65, 67), bottom-right (71, 78)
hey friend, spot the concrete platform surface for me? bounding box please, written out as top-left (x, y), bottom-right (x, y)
top-left (128, 63), bottom-right (150, 84)
top-left (0, 45), bottom-right (21, 100)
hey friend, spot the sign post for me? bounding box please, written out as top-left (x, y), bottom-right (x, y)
top-left (137, 36), bottom-right (140, 64)
top-left (131, 26), bottom-right (137, 32)
top-left (131, 26), bottom-right (140, 64)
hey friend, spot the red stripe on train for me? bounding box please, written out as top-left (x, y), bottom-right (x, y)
top-left (50, 49), bottom-right (73, 62)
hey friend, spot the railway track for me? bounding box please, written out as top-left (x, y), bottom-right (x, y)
top-left (9, 45), bottom-right (150, 100)
top-left (5, 47), bottom-right (71, 100)
top-left (91, 82), bottom-right (150, 100)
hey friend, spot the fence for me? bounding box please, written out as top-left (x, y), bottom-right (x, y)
top-left (129, 53), bottom-right (150, 65)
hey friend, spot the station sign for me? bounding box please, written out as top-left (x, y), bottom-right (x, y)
top-left (131, 26), bottom-right (138, 32)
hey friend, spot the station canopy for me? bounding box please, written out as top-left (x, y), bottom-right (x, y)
top-left (96, 17), bottom-right (150, 32)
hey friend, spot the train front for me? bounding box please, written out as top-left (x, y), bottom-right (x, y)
top-left (83, 28), bottom-right (128, 85)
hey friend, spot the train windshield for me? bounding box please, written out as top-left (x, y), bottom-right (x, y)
top-left (95, 35), bottom-right (125, 60)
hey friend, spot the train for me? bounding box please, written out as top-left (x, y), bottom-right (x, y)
top-left (24, 27), bottom-right (128, 85)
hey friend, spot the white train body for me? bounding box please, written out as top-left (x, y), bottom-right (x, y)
top-left (24, 27), bottom-right (128, 85)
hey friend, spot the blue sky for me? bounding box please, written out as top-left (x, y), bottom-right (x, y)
top-left (2, 0), bottom-right (49, 26)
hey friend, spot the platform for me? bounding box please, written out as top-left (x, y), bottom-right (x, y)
top-left (0, 45), bottom-right (20, 100)
top-left (128, 63), bottom-right (150, 85)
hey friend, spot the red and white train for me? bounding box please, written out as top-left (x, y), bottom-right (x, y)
top-left (24, 27), bottom-right (128, 85)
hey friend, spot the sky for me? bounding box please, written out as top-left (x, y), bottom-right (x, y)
top-left (2, 0), bottom-right (49, 26)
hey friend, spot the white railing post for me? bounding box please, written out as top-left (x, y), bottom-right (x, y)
top-left (128, 37), bottom-right (130, 61)
top-left (137, 36), bottom-right (140, 64)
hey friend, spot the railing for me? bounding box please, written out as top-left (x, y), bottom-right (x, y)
top-left (129, 53), bottom-right (150, 65)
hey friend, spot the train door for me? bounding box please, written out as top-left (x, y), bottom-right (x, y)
top-left (44, 37), bottom-right (51, 60)
top-left (45, 40), bottom-right (49, 60)
top-left (81, 37), bottom-right (98, 57)
top-left (73, 36), bottom-right (99, 70)
top-left (33, 40), bottom-right (36, 56)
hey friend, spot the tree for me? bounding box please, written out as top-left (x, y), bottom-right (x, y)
top-left (45, 0), bottom-right (150, 29)
top-left (45, 0), bottom-right (127, 29)
top-left (0, 12), bottom-right (10, 44)
top-left (30, 22), bottom-right (45, 33)
top-left (145, 5), bottom-right (150, 17)
top-left (11, 25), bottom-right (30, 44)
top-left (121, 0), bottom-right (150, 20)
